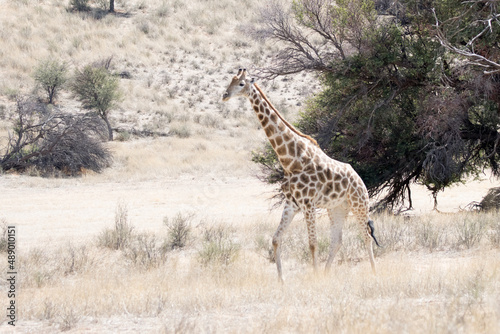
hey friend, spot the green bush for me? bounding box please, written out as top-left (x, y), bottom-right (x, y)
top-left (163, 213), bottom-right (193, 250)
top-left (71, 60), bottom-right (121, 140)
top-left (33, 59), bottom-right (67, 104)
top-left (253, 0), bottom-right (500, 210)
top-left (198, 225), bottom-right (240, 266)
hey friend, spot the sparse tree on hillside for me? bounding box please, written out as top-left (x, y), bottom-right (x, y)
top-left (110, 0), bottom-right (114, 13)
top-left (33, 59), bottom-right (67, 104)
top-left (71, 58), bottom-right (121, 141)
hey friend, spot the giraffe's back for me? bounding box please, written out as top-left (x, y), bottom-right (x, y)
top-left (285, 147), bottom-right (369, 214)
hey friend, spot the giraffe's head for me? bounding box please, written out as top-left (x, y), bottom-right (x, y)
top-left (222, 68), bottom-right (254, 102)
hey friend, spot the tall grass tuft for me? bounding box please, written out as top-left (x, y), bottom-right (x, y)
top-left (125, 232), bottom-right (167, 269)
top-left (454, 214), bottom-right (486, 249)
top-left (198, 224), bottom-right (240, 266)
top-left (489, 217), bottom-right (500, 247)
top-left (97, 202), bottom-right (134, 250)
top-left (416, 219), bottom-right (445, 252)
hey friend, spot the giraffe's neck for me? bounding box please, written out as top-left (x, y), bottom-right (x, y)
top-left (248, 84), bottom-right (312, 173)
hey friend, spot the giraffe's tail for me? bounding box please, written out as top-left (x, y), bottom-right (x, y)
top-left (368, 220), bottom-right (380, 247)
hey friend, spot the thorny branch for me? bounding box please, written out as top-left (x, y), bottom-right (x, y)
top-left (251, 0), bottom-right (374, 79)
top-left (433, 5), bottom-right (500, 75)
top-left (1, 97), bottom-right (111, 175)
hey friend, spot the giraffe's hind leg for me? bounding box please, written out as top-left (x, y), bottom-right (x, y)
top-left (325, 205), bottom-right (349, 271)
top-left (272, 201), bottom-right (297, 282)
top-left (355, 214), bottom-right (377, 274)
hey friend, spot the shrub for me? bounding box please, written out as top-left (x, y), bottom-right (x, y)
top-left (198, 224), bottom-right (240, 266)
top-left (416, 220), bottom-right (445, 252)
top-left (114, 130), bottom-right (131, 142)
top-left (97, 203), bottom-right (167, 269)
top-left (58, 307), bottom-right (80, 331)
top-left (124, 232), bottom-right (167, 269)
top-left (163, 213), bottom-right (193, 250)
top-left (254, 234), bottom-right (274, 262)
top-left (97, 203), bottom-right (134, 250)
top-left (454, 215), bottom-right (486, 250)
top-left (295, 235), bottom-right (330, 264)
top-left (33, 59), bottom-right (67, 104)
top-left (480, 187), bottom-right (500, 211)
top-left (169, 124), bottom-right (191, 138)
top-left (60, 244), bottom-right (93, 275)
top-left (69, 0), bottom-right (90, 11)
top-left (489, 218), bottom-right (500, 247)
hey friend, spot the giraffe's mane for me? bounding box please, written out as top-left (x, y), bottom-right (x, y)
top-left (253, 83), bottom-right (319, 147)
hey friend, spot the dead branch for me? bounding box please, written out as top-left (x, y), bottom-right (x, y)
top-left (1, 96), bottom-right (111, 175)
top-left (433, 7), bottom-right (500, 75)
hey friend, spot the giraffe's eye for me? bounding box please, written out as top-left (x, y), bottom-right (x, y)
top-left (239, 83), bottom-right (245, 87)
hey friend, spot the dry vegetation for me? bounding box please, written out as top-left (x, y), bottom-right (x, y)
top-left (0, 0), bottom-right (316, 180)
top-left (1, 210), bottom-right (499, 333)
top-left (0, 0), bottom-right (499, 333)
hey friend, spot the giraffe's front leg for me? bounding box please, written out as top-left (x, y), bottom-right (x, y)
top-left (272, 201), bottom-right (297, 282)
top-left (303, 207), bottom-right (318, 273)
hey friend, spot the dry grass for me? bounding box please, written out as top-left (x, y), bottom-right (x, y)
top-left (0, 0), bottom-right (316, 184)
top-left (0, 0), bottom-right (313, 138)
top-left (0, 211), bottom-right (498, 332)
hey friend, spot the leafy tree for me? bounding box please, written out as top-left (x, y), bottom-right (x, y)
top-left (252, 0), bottom-right (500, 210)
top-left (33, 59), bottom-right (67, 104)
top-left (71, 58), bottom-right (121, 141)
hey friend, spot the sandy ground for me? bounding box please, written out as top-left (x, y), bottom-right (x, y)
top-left (1, 171), bottom-right (498, 251)
top-left (0, 174), bottom-right (276, 250)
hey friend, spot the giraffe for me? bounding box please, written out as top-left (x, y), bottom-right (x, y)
top-left (223, 69), bottom-right (379, 281)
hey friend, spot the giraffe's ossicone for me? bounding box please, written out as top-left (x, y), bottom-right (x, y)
top-left (223, 69), bottom-right (379, 282)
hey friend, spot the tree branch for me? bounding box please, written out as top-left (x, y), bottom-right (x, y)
top-left (433, 7), bottom-right (500, 74)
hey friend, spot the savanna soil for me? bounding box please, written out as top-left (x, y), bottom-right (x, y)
top-left (0, 162), bottom-right (498, 251)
